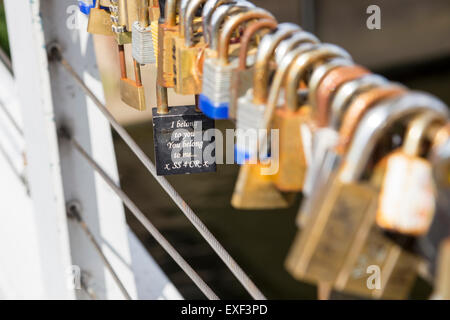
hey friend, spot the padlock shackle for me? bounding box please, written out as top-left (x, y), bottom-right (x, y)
top-left (118, 44), bottom-right (143, 86)
top-left (237, 19), bottom-right (278, 71)
top-left (119, 44), bottom-right (127, 78)
top-left (209, 2), bottom-right (255, 51)
top-left (329, 74), bottom-right (388, 129)
top-left (315, 65), bottom-right (370, 127)
top-left (138, 0), bottom-right (151, 27)
top-left (285, 44), bottom-right (351, 112)
top-left (202, 0), bottom-right (236, 45)
top-left (252, 23), bottom-right (301, 105)
top-left (402, 111), bottom-right (447, 157)
top-left (337, 85), bottom-right (406, 154)
top-left (274, 31), bottom-right (320, 66)
top-left (183, 0), bottom-right (209, 47)
top-left (165, 0), bottom-right (178, 26)
top-left (258, 43), bottom-right (317, 154)
top-left (308, 58), bottom-right (354, 112)
top-left (341, 92), bottom-right (449, 183)
top-left (218, 9), bottom-right (275, 64)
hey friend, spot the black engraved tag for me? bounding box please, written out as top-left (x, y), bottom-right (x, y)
top-left (152, 106), bottom-right (216, 176)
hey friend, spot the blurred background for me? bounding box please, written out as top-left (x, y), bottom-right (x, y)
top-left (0, 0), bottom-right (449, 299)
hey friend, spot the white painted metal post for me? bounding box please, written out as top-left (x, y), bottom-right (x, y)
top-left (2, 0), bottom-right (180, 299)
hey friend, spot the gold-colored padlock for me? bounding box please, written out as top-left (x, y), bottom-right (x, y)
top-left (285, 92), bottom-right (448, 285)
top-left (173, 0), bottom-right (207, 95)
top-left (336, 227), bottom-right (420, 299)
top-left (110, 0), bottom-right (132, 44)
top-left (231, 162), bottom-right (295, 210)
top-left (272, 44), bottom-right (350, 192)
top-left (157, 0), bottom-right (179, 88)
top-left (118, 45), bottom-right (146, 111)
top-left (87, 0), bottom-right (114, 36)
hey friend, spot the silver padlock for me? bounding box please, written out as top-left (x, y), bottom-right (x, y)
top-left (200, 7), bottom-right (274, 119)
top-left (132, 0), bottom-right (155, 64)
top-left (234, 23), bottom-right (303, 161)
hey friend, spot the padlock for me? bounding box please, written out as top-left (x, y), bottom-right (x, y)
top-left (301, 63), bottom-right (368, 199)
top-left (228, 18), bottom-right (279, 119)
top-left (199, 8), bottom-right (275, 119)
top-left (172, 0), bottom-right (208, 95)
top-left (432, 238), bottom-right (450, 300)
top-left (152, 84), bottom-right (217, 176)
top-left (118, 44), bottom-right (147, 111)
top-left (233, 23), bottom-right (302, 161)
top-left (270, 44), bottom-right (352, 191)
top-left (132, 0), bottom-right (156, 65)
top-left (157, 0), bottom-right (180, 88)
top-left (376, 111), bottom-right (448, 236)
top-left (336, 227), bottom-right (421, 299)
top-left (87, 0), bottom-right (114, 36)
top-left (110, 0), bottom-right (132, 44)
top-left (285, 92), bottom-right (449, 285)
top-left (231, 162), bottom-right (296, 209)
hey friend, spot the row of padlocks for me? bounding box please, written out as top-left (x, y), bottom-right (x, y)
top-left (80, 0), bottom-right (450, 299)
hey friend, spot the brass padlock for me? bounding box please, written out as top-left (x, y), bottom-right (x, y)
top-left (173, 0), bottom-right (207, 95)
top-left (231, 162), bottom-right (295, 210)
top-left (87, 0), bottom-right (114, 36)
top-left (271, 44), bottom-right (351, 191)
top-left (376, 111), bottom-right (448, 236)
top-left (110, 0), bottom-right (132, 44)
top-left (118, 45), bottom-right (146, 111)
top-left (157, 0), bottom-right (180, 88)
top-left (285, 92), bottom-right (449, 285)
top-left (336, 227), bottom-right (420, 299)
top-left (228, 18), bottom-right (278, 119)
top-left (433, 238), bottom-right (450, 300)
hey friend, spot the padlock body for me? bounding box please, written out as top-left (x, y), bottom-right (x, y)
top-left (120, 78), bottom-right (146, 111)
top-left (235, 91), bottom-right (266, 164)
top-left (337, 228), bottom-right (419, 299)
top-left (114, 31), bottom-right (132, 45)
top-left (376, 151), bottom-right (436, 236)
top-left (286, 180), bottom-right (378, 284)
top-left (87, 8), bottom-right (114, 36)
top-left (231, 163), bottom-right (295, 210)
top-left (272, 106), bottom-right (312, 192)
top-left (173, 38), bottom-right (204, 95)
top-left (132, 22), bottom-right (156, 64)
top-left (152, 106), bottom-right (216, 176)
top-left (157, 23), bottom-right (178, 88)
top-left (199, 57), bottom-right (238, 119)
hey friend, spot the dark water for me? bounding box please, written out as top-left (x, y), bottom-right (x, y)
top-left (113, 56), bottom-right (450, 299)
